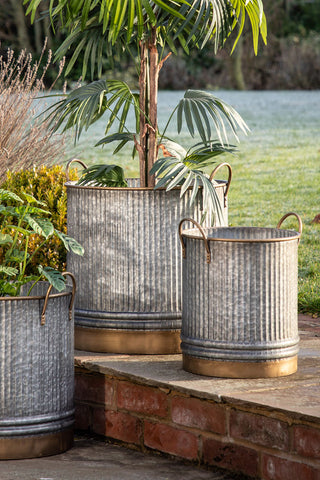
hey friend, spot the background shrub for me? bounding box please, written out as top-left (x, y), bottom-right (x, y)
top-left (1, 165), bottom-right (78, 273)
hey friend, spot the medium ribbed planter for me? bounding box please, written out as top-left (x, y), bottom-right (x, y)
top-left (0, 275), bottom-right (76, 460)
top-left (66, 161), bottom-right (231, 354)
top-left (179, 213), bottom-right (302, 378)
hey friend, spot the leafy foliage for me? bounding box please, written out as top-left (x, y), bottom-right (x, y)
top-left (174, 90), bottom-right (249, 144)
top-left (0, 188), bottom-right (84, 297)
top-left (25, 0), bottom-right (267, 79)
top-left (45, 80), bottom-right (140, 141)
top-left (151, 140), bottom-right (235, 225)
top-left (77, 164), bottom-right (128, 187)
top-left (1, 165), bottom-right (78, 274)
top-left (24, 0), bottom-right (267, 218)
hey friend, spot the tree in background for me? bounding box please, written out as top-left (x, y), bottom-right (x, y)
top-left (0, 0), bottom-right (55, 54)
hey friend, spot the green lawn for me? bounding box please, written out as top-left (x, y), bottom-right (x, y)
top-left (227, 143), bottom-right (320, 316)
top-left (65, 90), bottom-right (320, 316)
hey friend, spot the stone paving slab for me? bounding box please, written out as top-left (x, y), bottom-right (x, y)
top-left (0, 435), bottom-right (250, 480)
top-left (74, 315), bottom-right (320, 423)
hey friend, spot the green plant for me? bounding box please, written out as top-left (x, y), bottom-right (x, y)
top-left (77, 163), bottom-right (128, 187)
top-left (24, 0), bottom-right (267, 221)
top-left (1, 165), bottom-right (79, 272)
top-left (0, 188), bottom-right (84, 297)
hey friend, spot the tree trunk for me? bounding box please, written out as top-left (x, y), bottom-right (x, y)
top-left (42, 1), bottom-right (53, 49)
top-left (138, 27), bottom-right (159, 188)
top-left (231, 35), bottom-right (245, 91)
top-left (147, 27), bottom-right (158, 188)
top-left (34, 11), bottom-right (42, 54)
top-left (138, 41), bottom-right (148, 187)
top-left (34, 1), bottom-right (53, 54)
top-left (10, 0), bottom-right (33, 53)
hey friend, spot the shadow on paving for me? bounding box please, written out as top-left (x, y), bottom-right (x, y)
top-left (0, 434), bottom-right (250, 480)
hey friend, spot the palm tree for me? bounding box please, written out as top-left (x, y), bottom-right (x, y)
top-left (23, 0), bottom-right (267, 355)
top-left (24, 0), bottom-right (267, 218)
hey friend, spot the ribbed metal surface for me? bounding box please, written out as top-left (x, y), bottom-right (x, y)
top-left (181, 226), bottom-right (300, 361)
top-left (67, 180), bottom-right (228, 331)
top-left (0, 283), bottom-right (74, 437)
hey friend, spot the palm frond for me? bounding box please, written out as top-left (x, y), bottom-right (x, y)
top-left (175, 90), bottom-right (249, 145)
top-left (25, 0), bottom-right (266, 78)
top-left (230, 0), bottom-right (267, 55)
top-left (184, 142), bottom-right (236, 167)
top-left (77, 164), bottom-right (128, 187)
top-left (103, 80), bottom-right (140, 134)
top-left (44, 80), bottom-right (108, 138)
top-left (172, 0), bottom-right (231, 52)
top-left (44, 80), bottom-right (139, 141)
top-left (150, 139), bottom-right (234, 224)
top-left (95, 132), bottom-right (136, 156)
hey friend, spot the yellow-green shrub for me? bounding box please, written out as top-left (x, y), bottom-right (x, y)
top-left (1, 165), bottom-right (78, 273)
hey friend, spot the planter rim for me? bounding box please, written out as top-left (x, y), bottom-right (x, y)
top-left (65, 179), bottom-right (227, 192)
top-left (0, 290), bottom-right (72, 302)
top-left (0, 277), bottom-right (75, 303)
top-left (181, 226), bottom-right (301, 244)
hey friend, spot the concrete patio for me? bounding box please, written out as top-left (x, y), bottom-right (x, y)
top-left (0, 433), bottom-right (251, 480)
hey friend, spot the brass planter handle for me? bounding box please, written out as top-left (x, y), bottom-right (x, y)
top-left (65, 158), bottom-right (88, 182)
top-left (209, 162), bottom-right (232, 207)
top-left (277, 212), bottom-right (303, 244)
top-left (41, 272), bottom-right (77, 326)
top-left (179, 218), bottom-right (211, 264)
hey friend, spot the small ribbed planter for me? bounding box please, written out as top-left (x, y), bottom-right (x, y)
top-left (179, 213), bottom-right (302, 378)
top-left (0, 274), bottom-right (76, 460)
top-left (66, 160), bottom-right (231, 354)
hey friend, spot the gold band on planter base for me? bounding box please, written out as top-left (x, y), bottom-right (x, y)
top-left (183, 354), bottom-right (298, 378)
top-left (75, 326), bottom-right (182, 354)
top-left (0, 429), bottom-right (73, 460)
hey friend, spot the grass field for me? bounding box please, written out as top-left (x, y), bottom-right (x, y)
top-left (65, 90), bottom-right (320, 316)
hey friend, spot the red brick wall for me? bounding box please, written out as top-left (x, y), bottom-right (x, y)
top-left (74, 369), bottom-right (320, 479)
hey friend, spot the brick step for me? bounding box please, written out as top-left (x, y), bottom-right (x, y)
top-left (74, 315), bottom-right (320, 480)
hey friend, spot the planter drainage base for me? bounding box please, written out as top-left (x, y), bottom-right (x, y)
top-left (0, 428), bottom-right (73, 460)
top-left (183, 354), bottom-right (298, 379)
top-left (75, 326), bottom-right (181, 354)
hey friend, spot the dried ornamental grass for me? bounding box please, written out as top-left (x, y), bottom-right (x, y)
top-left (0, 40), bottom-right (65, 182)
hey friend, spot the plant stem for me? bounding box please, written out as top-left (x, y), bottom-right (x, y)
top-left (159, 105), bottom-right (179, 144)
top-left (19, 234), bottom-right (29, 280)
top-left (5, 205), bottom-right (28, 261)
top-left (26, 236), bottom-right (50, 267)
top-left (27, 275), bottom-right (41, 296)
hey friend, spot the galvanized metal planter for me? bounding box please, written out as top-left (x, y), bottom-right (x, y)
top-left (66, 160), bottom-right (231, 354)
top-left (0, 274), bottom-right (76, 459)
top-left (179, 213), bottom-right (302, 378)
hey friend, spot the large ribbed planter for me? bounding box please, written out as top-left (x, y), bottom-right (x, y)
top-left (179, 213), bottom-right (302, 378)
top-left (66, 161), bottom-right (231, 354)
top-left (0, 275), bottom-right (76, 460)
